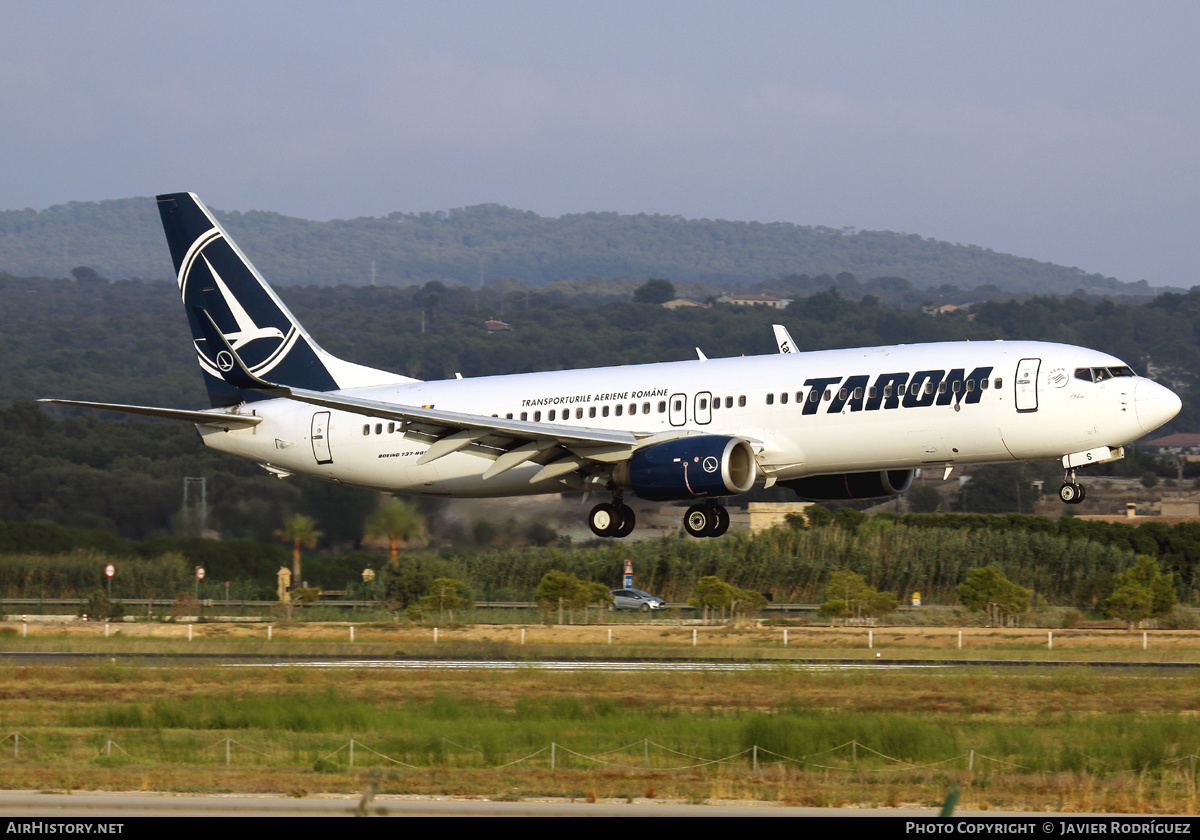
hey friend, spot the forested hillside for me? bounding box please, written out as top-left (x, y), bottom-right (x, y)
top-left (0, 197), bottom-right (1162, 296)
top-left (6, 272), bottom-right (1199, 424)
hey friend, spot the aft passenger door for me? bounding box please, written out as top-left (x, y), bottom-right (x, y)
top-left (311, 411), bottom-right (333, 464)
top-left (1015, 358), bottom-right (1040, 413)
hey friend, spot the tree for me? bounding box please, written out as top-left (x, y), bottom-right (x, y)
top-left (274, 514), bottom-right (322, 585)
top-left (364, 497), bottom-right (425, 561)
top-left (688, 576), bottom-right (768, 623)
top-left (819, 570), bottom-right (898, 623)
top-left (633, 278), bottom-right (675, 304)
top-left (535, 571), bottom-right (592, 623)
top-left (957, 566), bottom-right (1031, 626)
top-left (805, 505), bottom-right (834, 528)
top-left (1106, 555), bottom-right (1176, 627)
top-left (906, 484), bottom-right (942, 513)
top-left (689, 576), bottom-right (732, 623)
top-left (960, 465), bottom-right (1040, 514)
top-left (418, 577), bottom-right (470, 622)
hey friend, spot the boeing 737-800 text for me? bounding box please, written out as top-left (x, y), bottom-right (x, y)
top-left (42, 193), bottom-right (1182, 538)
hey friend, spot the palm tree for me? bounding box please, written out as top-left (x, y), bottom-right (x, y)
top-left (364, 497), bottom-right (425, 561)
top-left (274, 514), bottom-right (323, 584)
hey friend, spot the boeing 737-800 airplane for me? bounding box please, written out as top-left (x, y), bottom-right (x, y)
top-left (42, 193), bottom-right (1182, 538)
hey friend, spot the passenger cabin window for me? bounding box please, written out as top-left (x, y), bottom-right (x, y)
top-left (725, 396), bottom-right (734, 408)
top-left (994, 378), bottom-right (1003, 389)
top-left (780, 392), bottom-right (788, 404)
top-left (738, 395), bottom-right (746, 407)
top-left (534, 411), bottom-right (541, 422)
top-left (628, 403), bottom-right (636, 415)
top-left (658, 401), bottom-right (667, 413)
top-left (548, 410), bottom-right (556, 421)
top-left (590, 407), bottom-right (597, 418)
top-left (576, 408), bottom-right (584, 419)
top-left (642, 402), bottom-right (650, 414)
top-left (766, 393), bottom-right (774, 405)
top-left (362, 425), bottom-right (369, 436)
top-left (521, 412), bottom-right (528, 421)
top-left (602, 406), bottom-right (610, 417)
top-left (375, 423), bottom-right (382, 435)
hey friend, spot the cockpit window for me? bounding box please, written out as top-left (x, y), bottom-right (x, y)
top-left (1075, 366), bottom-right (1136, 383)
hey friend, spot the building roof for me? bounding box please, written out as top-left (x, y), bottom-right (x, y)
top-left (1146, 433), bottom-right (1200, 448)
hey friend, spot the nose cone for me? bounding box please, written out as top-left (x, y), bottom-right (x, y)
top-left (1135, 379), bottom-right (1182, 434)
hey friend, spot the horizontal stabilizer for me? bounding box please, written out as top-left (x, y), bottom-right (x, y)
top-left (39, 399), bottom-right (262, 430)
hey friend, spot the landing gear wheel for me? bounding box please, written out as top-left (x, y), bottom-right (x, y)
top-left (589, 503), bottom-right (620, 537)
top-left (710, 505), bottom-right (730, 537)
top-left (684, 504), bottom-right (712, 537)
top-left (613, 504), bottom-right (636, 538)
top-left (1075, 484), bottom-right (1086, 503)
top-left (1059, 483), bottom-right (1085, 505)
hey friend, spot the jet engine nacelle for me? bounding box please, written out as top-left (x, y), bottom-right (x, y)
top-left (615, 435), bottom-right (757, 502)
top-left (780, 469), bottom-right (916, 501)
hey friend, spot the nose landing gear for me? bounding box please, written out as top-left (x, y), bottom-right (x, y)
top-left (1059, 468), bottom-right (1086, 505)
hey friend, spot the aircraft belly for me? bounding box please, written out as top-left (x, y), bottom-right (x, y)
top-left (794, 408), bottom-right (1010, 472)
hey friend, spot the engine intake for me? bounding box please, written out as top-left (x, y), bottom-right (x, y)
top-left (780, 469), bottom-right (915, 501)
top-left (616, 436), bottom-right (757, 501)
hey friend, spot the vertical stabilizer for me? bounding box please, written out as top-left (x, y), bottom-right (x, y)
top-left (156, 193), bottom-right (412, 407)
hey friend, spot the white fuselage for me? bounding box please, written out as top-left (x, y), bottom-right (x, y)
top-left (196, 340), bottom-right (1178, 498)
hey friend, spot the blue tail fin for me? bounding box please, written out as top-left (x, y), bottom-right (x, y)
top-left (157, 193), bottom-right (411, 406)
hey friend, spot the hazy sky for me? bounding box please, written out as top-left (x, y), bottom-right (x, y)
top-left (3, 1), bottom-right (1198, 287)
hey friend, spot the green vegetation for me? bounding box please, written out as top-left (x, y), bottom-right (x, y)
top-left (957, 566), bottom-right (1032, 626)
top-left (1, 659), bottom-right (1199, 811)
top-left (1106, 555), bottom-right (1178, 627)
top-left (818, 570), bottom-right (899, 622)
top-left (0, 197), bottom-right (1154, 295)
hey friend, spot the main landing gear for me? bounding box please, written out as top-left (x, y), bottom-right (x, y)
top-left (683, 502), bottom-right (730, 538)
top-left (589, 493), bottom-right (636, 538)
top-left (588, 494), bottom-right (731, 539)
top-left (1059, 468), bottom-right (1087, 505)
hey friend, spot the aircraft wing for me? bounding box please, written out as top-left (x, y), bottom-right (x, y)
top-left (39, 399), bottom-right (263, 430)
top-left (283, 386), bottom-right (642, 481)
top-left (192, 307), bottom-right (642, 483)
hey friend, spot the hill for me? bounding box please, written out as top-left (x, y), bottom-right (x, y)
top-left (0, 197), bottom-right (1163, 297)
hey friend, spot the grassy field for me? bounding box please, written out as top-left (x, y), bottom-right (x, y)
top-left (1, 621), bottom-right (1199, 813)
